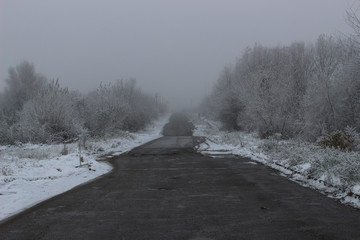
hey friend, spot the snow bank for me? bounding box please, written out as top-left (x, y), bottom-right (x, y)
top-left (0, 115), bottom-right (169, 221)
top-left (192, 116), bottom-right (360, 209)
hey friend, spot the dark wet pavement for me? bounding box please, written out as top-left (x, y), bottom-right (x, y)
top-left (1, 115), bottom-right (360, 239)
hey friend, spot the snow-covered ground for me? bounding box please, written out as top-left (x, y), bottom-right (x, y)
top-left (0, 115), bottom-right (169, 221)
top-left (192, 116), bottom-right (360, 209)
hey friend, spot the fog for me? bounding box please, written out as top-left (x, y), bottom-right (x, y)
top-left (0, 0), bottom-right (354, 109)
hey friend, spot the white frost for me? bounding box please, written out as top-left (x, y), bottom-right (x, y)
top-left (0, 115), bottom-right (169, 221)
top-left (192, 116), bottom-right (360, 210)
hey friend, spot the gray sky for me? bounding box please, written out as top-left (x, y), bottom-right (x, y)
top-left (0, 0), bottom-right (355, 109)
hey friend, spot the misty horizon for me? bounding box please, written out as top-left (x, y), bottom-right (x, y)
top-left (0, 0), bottom-right (354, 109)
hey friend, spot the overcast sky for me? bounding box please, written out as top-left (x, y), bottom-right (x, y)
top-left (0, 0), bottom-right (355, 109)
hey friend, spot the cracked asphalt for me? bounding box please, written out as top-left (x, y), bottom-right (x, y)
top-left (1, 115), bottom-right (360, 239)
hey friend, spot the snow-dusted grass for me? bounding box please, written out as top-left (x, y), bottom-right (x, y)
top-left (0, 114), bottom-right (169, 221)
top-left (192, 116), bottom-right (360, 209)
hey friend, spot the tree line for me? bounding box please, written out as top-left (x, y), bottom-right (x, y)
top-left (0, 62), bottom-right (166, 144)
top-left (201, 11), bottom-right (360, 143)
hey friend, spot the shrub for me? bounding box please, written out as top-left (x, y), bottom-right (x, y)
top-left (318, 129), bottom-right (355, 151)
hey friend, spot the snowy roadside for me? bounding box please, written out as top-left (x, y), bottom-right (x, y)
top-left (0, 114), bottom-right (169, 221)
top-left (192, 116), bottom-right (360, 209)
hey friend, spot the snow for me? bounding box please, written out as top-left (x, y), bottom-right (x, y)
top-left (0, 115), bottom-right (169, 221)
top-left (192, 116), bottom-right (360, 210)
top-left (353, 185), bottom-right (360, 195)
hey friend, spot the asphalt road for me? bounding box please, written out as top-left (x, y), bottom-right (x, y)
top-left (1, 118), bottom-right (360, 239)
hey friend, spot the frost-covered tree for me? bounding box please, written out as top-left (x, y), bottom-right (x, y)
top-left (227, 44), bottom-right (313, 137)
top-left (211, 66), bottom-right (244, 130)
top-left (202, 37), bottom-right (352, 140)
top-left (83, 79), bottom-right (165, 136)
top-left (0, 61), bottom-right (166, 145)
top-left (302, 35), bottom-right (345, 139)
top-left (2, 61), bottom-right (46, 116)
top-left (16, 79), bottom-right (83, 143)
top-left (341, 7), bottom-right (360, 130)
top-left (0, 61), bottom-right (48, 143)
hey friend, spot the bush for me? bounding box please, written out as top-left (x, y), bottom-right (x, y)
top-left (83, 79), bottom-right (164, 136)
top-left (16, 80), bottom-right (83, 143)
top-left (318, 129), bottom-right (355, 151)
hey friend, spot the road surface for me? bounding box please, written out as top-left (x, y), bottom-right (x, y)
top-left (0, 117), bottom-right (359, 239)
